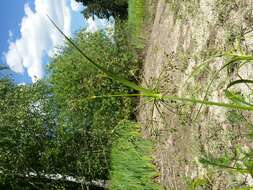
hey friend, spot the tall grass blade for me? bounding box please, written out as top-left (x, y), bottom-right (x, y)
top-left (223, 53), bottom-right (253, 61)
top-left (200, 158), bottom-right (249, 174)
top-left (48, 16), bottom-right (253, 111)
top-left (227, 79), bottom-right (253, 89)
top-left (195, 53), bottom-right (253, 119)
top-left (162, 95), bottom-right (253, 111)
top-left (87, 94), bottom-right (147, 100)
top-left (47, 15), bottom-right (153, 95)
top-left (87, 93), bottom-right (253, 111)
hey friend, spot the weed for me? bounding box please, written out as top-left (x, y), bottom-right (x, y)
top-left (226, 110), bottom-right (246, 125)
top-left (48, 16), bottom-right (253, 125)
top-left (187, 177), bottom-right (212, 190)
top-left (215, 0), bottom-right (238, 26)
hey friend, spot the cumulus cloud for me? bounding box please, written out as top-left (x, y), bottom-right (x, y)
top-left (4, 0), bottom-right (114, 83)
top-left (4, 0), bottom-right (71, 82)
top-left (70, 0), bottom-right (83, 12)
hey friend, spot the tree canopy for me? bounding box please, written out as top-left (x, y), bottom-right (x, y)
top-left (75, 0), bottom-right (128, 19)
top-left (0, 25), bottom-right (139, 189)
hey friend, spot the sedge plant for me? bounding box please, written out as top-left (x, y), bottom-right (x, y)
top-left (47, 16), bottom-right (253, 113)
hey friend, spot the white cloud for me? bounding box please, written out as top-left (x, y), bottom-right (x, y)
top-left (86, 16), bottom-right (114, 33)
top-left (70, 0), bottom-right (83, 12)
top-left (4, 0), bottom-right (114, 83)
top-left (4, 0), bottom-right (71, 82)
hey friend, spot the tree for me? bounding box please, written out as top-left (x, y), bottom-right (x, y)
top-left (0, 25), bottom-right (138, 189)
top-left (0, 79), bottom-right (107, 189)
top-left (0, 65), bottom-right (9, 71)
top-left (48, 27), bottom-right (138, 180)
top-left (0, 79), bottom-right (57, 189)
top-left (75, 0), bottom-right (128, 19)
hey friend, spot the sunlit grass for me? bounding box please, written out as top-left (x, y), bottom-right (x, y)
top-left (109, 121), bottom-right (162, 190)
top-left (128, 0), bottom-right (145, 49)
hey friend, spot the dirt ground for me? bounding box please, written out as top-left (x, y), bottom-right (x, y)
top-left (138, 0), bottom-right (253, 189)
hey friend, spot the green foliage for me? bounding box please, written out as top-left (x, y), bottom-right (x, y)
top-left (0, 24), bottom-right (141, 189)
top-left (225, 90), bottom-right (253, 107)
top-left (49, 13), bottom-right (253, 115)
top-left (75, 0), bottom-right (128, 19)
top-left (128, 0), bottom-right (145, 49)
top-left (4, 5), bottom-right (253, 189)
top-left (0, 64), bottom-right (9, 71)
top-left (109, 121), bottom-right (162, 190)
top-left (200, 151), bottom-right (253, 175)
top-left (0, 79), bottom-right (61, 189)
top-left (192, 52), bottom-right (253, 188)
top-left (0, 79), bottom-right (55, 172)
top-left (226, 110), bottom-right (246, 125)
top-left (187, 177), bottom-right (211, 190)
top-left (199, 133), bottom-right (253, 188)
top-left (48, 27), bottom-right (140, 180)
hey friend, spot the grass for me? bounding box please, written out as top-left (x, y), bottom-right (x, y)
top-left (128, 0), bottom-right (145, 49)
top-left (109, 121), bottom-right (162, 190)
top-left (187, 177), bottom-right (211, 190)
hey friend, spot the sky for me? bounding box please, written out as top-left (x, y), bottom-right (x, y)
top-left (0, 0), bottom-right (114, 84)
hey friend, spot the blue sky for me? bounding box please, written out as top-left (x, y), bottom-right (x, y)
top-left (0, 1), bottom-right (33, 83)
top-left (0, 1), bottom-right (30, 53)
top-left (0, 0), bottom-right (113, 84)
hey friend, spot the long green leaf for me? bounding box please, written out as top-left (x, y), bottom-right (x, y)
top-left (47, 15), bottom-right (153, 95)
top-left (227, 79), bottom-right (253, 89)
top-left (88, 93), bottom-right (253, 111)
top-left (223, 53), bottom-right (253, 61)
top-left (48, 16), bottom-right (253, 111)
top-left (200, 158), bottom-right (250, 174)
top-left (161, 94), bottom-right (253, 111)
top-left (195, 54), bottom-right (253, 119)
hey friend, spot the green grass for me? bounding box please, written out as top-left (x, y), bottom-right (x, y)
top-left (109, 121), bottom-right (162, 190)
top-left (128, 0), bottom-right (145, 49)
